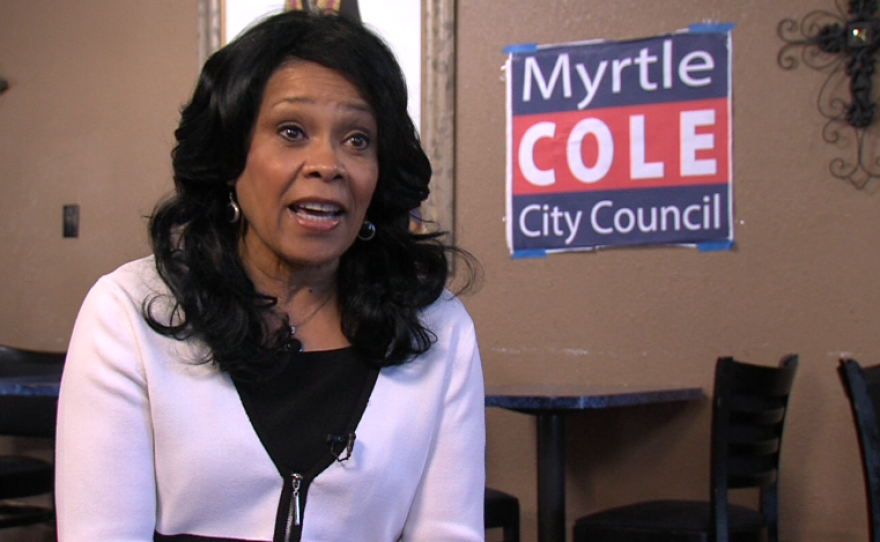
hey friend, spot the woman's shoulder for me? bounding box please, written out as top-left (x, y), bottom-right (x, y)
top-left (85, 254), bottom-right (167, 308)
top-left (105, 254), bottom-right (156, 277)
top-left (99, 255), bottom-right (160, 286)
top-left (420, 289), bottom-right (475, 331)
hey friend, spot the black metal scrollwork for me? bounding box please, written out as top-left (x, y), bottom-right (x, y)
top-left (778, 0), bottom-right (880, 188)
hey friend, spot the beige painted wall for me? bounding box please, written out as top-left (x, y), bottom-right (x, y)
top-left (0, 0), bottom-right (199, 351)
top-left (0, 3), bottom-right (198, 539)
top-left (0, 0), bottom-right (875, 541)
top-left (458, 1), bottom-right (877, 541)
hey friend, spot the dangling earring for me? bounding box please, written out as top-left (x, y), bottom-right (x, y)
top-left (358, 220), bottom-right (376, 241)
top-left (226, 191), bottom-right (241, 223)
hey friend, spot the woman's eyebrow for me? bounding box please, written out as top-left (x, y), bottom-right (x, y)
top-left (271, 96), bottom-right (373, 115)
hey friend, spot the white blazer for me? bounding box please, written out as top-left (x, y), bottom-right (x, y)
top-left (55, 256), bottom-right (486, 542)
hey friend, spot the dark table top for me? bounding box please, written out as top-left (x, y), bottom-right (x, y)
top-left (0, 374), bottom-right (62, 396)
top-left (485, 383), bottom-right (704, 411)
top-left (0, 376), bottom-right (706, 405)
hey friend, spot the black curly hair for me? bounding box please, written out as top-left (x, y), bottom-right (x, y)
top-left (144, 9), bottom-right (476, 381)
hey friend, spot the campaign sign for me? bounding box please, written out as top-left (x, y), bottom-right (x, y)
top-left (505, 29), bottom-right (733, 255)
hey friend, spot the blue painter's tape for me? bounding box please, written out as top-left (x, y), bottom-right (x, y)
top-left (697, 240), bottom-right (735, 252)
top-left (689, 22), bottom-right (736, 34)
top-left (512, 249), bottom-right (548, 259)
top-left (503, 42), bottom-right (539, 54)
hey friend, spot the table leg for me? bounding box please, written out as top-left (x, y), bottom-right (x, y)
top-left (536, 412), bottom-right (565, 542)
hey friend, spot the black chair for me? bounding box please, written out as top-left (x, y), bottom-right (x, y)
top-left (838, 358), bottom-right (880, 542)
top-left (572, 354), bottom-right (799, 542)
top-left (485, 487), bottom-right (520, 542)
top-left (0, 345), bottom-right (65, 529)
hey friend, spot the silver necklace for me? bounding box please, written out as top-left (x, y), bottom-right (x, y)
top-left (289, 292), bottom-right (336, 338)
top-left (283, 293), bottom-right (335, 354)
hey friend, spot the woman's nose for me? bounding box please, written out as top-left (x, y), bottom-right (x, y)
top-left (303, 140), bottom-right (344, 181)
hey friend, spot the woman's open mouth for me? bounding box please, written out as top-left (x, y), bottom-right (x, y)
top-left (290, 201), bottom-right (344, 228)
top-left (291, 201), bottom-right (343, 221)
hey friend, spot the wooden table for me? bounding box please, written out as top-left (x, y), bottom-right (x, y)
top-left (485, 384), bottom-right (704, 542)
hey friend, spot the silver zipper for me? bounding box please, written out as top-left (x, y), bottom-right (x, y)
top-left (284, 473), bottom-right (304, 542)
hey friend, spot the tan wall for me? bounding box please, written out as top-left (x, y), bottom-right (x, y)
top-left (0, 1), bottom-right (199, 539)
top-left (0, 0), bottom-right (199, 350)
top-left (458, 1), bottom-right (876, 541)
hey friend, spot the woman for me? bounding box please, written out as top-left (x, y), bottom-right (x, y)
top-left (55, 10), bottom-right (485, 542)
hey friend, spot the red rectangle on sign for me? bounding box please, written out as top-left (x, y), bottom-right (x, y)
top-left (511, 97), bottom-right (729, 195)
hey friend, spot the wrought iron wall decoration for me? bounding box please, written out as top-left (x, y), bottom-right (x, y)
top-left (777, 0), bottom-right (880, 188)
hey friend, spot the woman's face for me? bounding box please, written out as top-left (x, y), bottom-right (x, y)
top-left (234, 60), bottom-right (379, 279)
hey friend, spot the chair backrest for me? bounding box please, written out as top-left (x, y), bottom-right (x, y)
top-left (0, 345), bottom-right (65, 438)
top-left (710, 354), bottom-right (799, 542)
top-left (0, 345), bottom-right (65, 377)
top-left (838, 358), bottom-right (880, 542)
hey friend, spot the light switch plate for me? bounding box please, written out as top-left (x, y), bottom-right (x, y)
top-left (63, 204), bottom-right (79, 238)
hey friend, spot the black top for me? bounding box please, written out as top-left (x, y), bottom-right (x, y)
top-left (232, 347), bottom-right (379, 542)
top-left (234, 347), bottom-right (379, 476)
